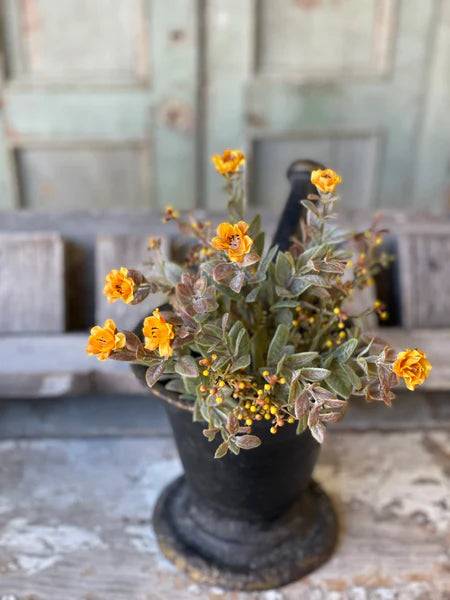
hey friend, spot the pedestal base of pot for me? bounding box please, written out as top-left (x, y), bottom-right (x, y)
top-left (153, 475), bottom-right (338, 591)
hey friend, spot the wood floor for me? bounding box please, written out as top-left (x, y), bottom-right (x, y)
top-left (0, 400), bottom-right (449, 600)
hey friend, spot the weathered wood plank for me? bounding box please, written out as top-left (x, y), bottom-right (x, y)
top-left (95, 234), bottom-right (168, 331)
top-left (0, 432), bottom-right (448, 598)
top-left (0, 232), bottom-right (65, 333)
top-left (398, 229), bottom-right (450, 328)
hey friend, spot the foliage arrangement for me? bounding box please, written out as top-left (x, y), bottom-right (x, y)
top-left (86, 150), bottom-right (431, 457)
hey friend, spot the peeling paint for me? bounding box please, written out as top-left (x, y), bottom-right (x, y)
top-left (0, 519), bottom-right (106, 575)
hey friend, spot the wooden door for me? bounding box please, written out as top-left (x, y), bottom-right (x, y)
top-left (0, 0), bottom-right (199, 211)
top-left (0, 1), bottom-right (448, 213)
top-left (204, 0), bottom-right (450, 212)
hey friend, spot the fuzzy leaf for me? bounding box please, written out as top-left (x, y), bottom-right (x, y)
top-left (213, 263), bottom-right (234, 282)
top-left (145, 362), bottom-right (166, 387)
top-left (165, 378), bottom-right (185, 393)
top-left (235, 435), bottom-right (261, 450)
top-left (230, 354), bottom-right (251, 372)
top-left (214, 441), bottom-right (229, 459)
top-left (194, 276), bottom-right (207, 295)
top-left (275, 252), bottom-right (294, 288)
top-left (333, 338), bottom-right (358, 363)
top-left (227, 413), bottom-right (239, 435)
top-left (267, 323), bottom-right (289, 365)
top-left (310, 421), bottom-right (326, 444)
top-left (284, 352), bottom-right (319, 370)
top-left (242, 253), bottom-right (260, 267)
top-left (175, 355), bottom-right (199, 378)
top-left (295, 391), bottom-right (310, 420)
top-left (325, 362), bottom-right (353, 399)
top-left (300, 367), bottom-right (331, 381)
top-left (229, 272), bottom-right (245, 293)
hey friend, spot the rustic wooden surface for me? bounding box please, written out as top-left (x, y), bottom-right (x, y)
top-left (0, 232), bottom-right (65, 333)
top-left (0, 430), bottom-right (448, 599)
top-left (398, 229), bottom-right (450, 328)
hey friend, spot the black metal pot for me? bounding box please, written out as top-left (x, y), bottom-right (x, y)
top-left (134, 159), bottom-right (338, 589)
top-left (149, 383), bottom-right (338, 591)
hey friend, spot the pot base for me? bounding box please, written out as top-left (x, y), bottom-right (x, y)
top-left (153, 475), bottom-right (338, 591)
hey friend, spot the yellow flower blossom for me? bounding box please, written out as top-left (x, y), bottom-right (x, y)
top-left (393, 348), bottom-right (432, 391)
top-left (143, 309), bottom-right (174, 357)
top-left (86, 319), bottom-right (126, 361)
top-left (211, 221), bottom-right (253, 263)
top-left (103, 267), bottom-right (135, 304)
top-left (311, 168), bottom-right (342, 194)
top-left (212, 149), bottom-right (245, 176)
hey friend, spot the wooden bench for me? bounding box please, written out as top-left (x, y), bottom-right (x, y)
top-left (0, 210), bottom-right (449, 398)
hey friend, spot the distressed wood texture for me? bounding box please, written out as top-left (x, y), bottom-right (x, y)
top-left (0, 232), bottom-right (65, 333)
top-left (95, 234), bottom-right (168, 331)
top-left (398, 228), bottom-right (450, 328)
top-left (0, 432), bottom-right (448, 599)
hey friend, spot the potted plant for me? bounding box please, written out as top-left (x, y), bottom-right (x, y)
top-left (86, 150), bottom-right (431, 591)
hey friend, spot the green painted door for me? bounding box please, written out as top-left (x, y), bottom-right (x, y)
top-left (0, 0), bottom-right (199, 210)
top-left (1, 0), bottom-right (449, 212)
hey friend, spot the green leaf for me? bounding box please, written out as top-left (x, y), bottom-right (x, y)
top-left (302, 274), bottom-right (330, 287)
top-left (248, 214), bottom-right (261, 239)
top-left (325, 362), bottom-right (353, 399)
top-left (246, 286), bottom-right (259, 303)
top-left (275, 252), bottom-right (294, 288)
top-left (296, 416), bottom-right (308, 435)
top-left (231, 354), bottom-right (251, 372)
top-left (301, 199), bottom-right (321, 218)
top-left (300, 367), bottom-right (331, 382)
top-left (251, 327), bottom-right (267, 370)
top-left (267, 323), bottom-right (289, 365)
top-left (214, 441), bottom-right (229, 459)
top-left (182, 376), bottom-right (198, 396)
top-left (258, 245), bottom-right (278, 276)
top-left (342, 363), bottom-right (362, 390)
top-left (253, 231), bottom-right (265, 257)
top-left (270, 300), bottom-right (300, 310)
top-left (284, 352), bottom-right (319, 370)
top-left (333, 338), bottom-right (358, 363)
top-left (165, 378), bottom-right (185, 393)
top-left (175, 355), bottom-right (199, 378)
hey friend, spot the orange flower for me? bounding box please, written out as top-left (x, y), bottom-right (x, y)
top-left (103, 267), bottom-right (135, 304)
top-left (212, 149), bottom-right (245, 176)
top-left (143, 309), bottom-right (174, 357)
top-left (211, 221), bottom-right (253, 263)
top-left (311, 168), bottom-right (342, 194)
top-left (86, 319), bottom-right (126, 361)
top-left (393, 348), bottom-right (432, 391)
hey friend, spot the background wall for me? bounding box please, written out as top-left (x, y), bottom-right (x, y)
top-left (0, 0), bottom-right (449, 213)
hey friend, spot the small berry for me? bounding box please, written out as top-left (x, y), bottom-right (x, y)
top-left (245, 418), bottom-right (253, 426)
top-left (202, 370), bottom-right (209, 377)
top-left (270, 427), bottom-right (277, 434)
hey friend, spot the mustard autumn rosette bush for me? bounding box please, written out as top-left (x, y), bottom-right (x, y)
top-left (86, 150), bottom-right (431, 457)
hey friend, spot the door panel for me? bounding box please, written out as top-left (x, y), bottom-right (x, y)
top-left (0, 0), bottom-right (199, 210)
